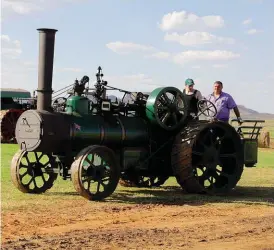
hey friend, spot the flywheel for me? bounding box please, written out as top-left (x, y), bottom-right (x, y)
top-left (146, 87), bottom-right (188, 131)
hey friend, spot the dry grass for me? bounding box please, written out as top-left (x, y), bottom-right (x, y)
top-left (257, 119), bottom-right (274, 148)
top-left (258, 131), bottom-right (270, 148)
top-left (264, 120), bottom-right (274, 137)
top-left (270, 138), bottom-right (274, 149)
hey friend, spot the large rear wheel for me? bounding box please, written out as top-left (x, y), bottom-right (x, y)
top-left (171, 120), bottom-right (244, 195)
top-left (0, 109), bottom-right (24, 143)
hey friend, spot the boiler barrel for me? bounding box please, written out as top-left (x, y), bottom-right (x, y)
top-left (71, 115), bottom-right (149, 147)
top-left (15, 110), bottom-right (149, 152)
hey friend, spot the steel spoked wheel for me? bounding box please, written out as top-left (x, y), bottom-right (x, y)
top-left (0, 109), bottom-right (24, 143)
top-left (146, 87), bottom-right (187, 131)
top-left (71, 145), bottom-right (121, 201)
top-left (197, 99), bottom-right (217, 118)
top-left (10, 150), bottom-right (58, 193)
top-left (192, 123), bottom-right (244, 194)
top-left (52, 97), bottom-right (67, 112)
top-left (171, 121), bottom-right (244, 195)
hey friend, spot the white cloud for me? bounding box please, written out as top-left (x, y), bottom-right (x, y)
top-left (106, 39), bottom-right (240, 69)
top-left (242, 18), bottom-right (252, 25)
top-left (145, 52), bottom-right (170, 59)
top-left (212, 64), bottom-right (228, 68)
top-left (1, 35), bottom-right (22, 59)
top-left (2, 0), bottom-right (43, 15)
top-left (173, 50), bottom-right (240, 66)
top-left (105, 74), bottom-right (163, 94)
top-left (246, 28), bottom-right (263, 35)
top-left (1, 34), bottom-right (40, 90)
top-left (268, 72), bottom-right (274, 79)
top-left (1, 35), bottom-right (11, 42)
top-left (159, 10), bottom-right (224, 31)
top-left (164, 31), bottom-right (235, 46)
top-left (122, 74), bottom-right (153, 83)
top-left (1, 0), bottom-right (87, 19)
top-left (106, 41), bottom-right (155, 54)
top-left (1, 60), bottom-right (36, 89)
top-left (192, 65), bottom-right (201, 69)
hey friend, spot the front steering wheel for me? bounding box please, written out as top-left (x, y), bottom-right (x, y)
top-left (52, 97), bottom-right (67, 112)
top-left (197, 99), bottom-right (217, 118)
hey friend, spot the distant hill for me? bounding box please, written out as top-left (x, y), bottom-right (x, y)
top-left (231, 105), bottom-right (274, 120)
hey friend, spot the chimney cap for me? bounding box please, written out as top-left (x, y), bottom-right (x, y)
top-left (37, 28), bottom-right (58, 33)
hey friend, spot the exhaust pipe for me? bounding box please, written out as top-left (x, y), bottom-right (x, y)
top-left (36, 28), bottom-right (58, 111)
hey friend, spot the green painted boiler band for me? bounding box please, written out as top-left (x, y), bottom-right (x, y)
top-left (69, 115), bottom-right (149, 146)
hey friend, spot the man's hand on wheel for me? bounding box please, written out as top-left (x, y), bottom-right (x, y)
top-left (199, 100), bottom-right (206, 105)
top-left (237, 117), bottom-right (243, 125)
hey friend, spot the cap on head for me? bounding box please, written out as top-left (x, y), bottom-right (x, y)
top-left (185, 78), bottom-right (194, 86)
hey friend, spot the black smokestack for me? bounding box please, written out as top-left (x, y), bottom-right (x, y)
top-left (36, 28), bottom-right (58, 111)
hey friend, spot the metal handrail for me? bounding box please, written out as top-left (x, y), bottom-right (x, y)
top-left (230, 119), bottom-right (265, 140)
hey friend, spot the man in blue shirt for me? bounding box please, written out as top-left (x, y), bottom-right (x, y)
top-left (207, 81), bottom-right (242, 123)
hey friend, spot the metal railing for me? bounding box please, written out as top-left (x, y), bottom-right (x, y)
top-left (230, 119), bottom-right (265, 140)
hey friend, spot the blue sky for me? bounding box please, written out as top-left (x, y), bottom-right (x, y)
top-left (1, 0), bottom-right (274, 113)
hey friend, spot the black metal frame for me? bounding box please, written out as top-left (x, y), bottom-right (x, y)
top-left (230, 119), bottom-right (265, 140)
top-left (230, 119), bottom-right (265, 167)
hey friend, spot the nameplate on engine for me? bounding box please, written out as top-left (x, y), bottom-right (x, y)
top-left (101, 101), bottom-right (111, 111)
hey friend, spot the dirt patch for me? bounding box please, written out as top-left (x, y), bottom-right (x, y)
top-left (2, 200), bottom-right (274, 250)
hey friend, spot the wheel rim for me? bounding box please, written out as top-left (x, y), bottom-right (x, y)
top-left (71, 146), bottom-right (120, 200)
top-left (81, 153), bottom-right (111, 194)
top-left (192, 123), bottom-right (243, 192)
top-left (11, 150), bottom-right (58, 193)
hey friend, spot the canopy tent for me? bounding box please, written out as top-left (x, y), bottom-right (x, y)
top-left (1, 88), bottom-right (31, 98)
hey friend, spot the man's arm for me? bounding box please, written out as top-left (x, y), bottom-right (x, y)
top-left (195, 90), bottom-right (203, 100)
top-left (227, 94), bottom-right (242, 123)
top-left (233, 106), bottom-right (241, 118)
top-left (233, 106), bottom-right (243, 124)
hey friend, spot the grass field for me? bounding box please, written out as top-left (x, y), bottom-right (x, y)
top-left (1, 143), bottom-right (274, 211)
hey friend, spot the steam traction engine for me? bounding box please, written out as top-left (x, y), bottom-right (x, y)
top-left (10, 28), bottom-right (263, 201)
